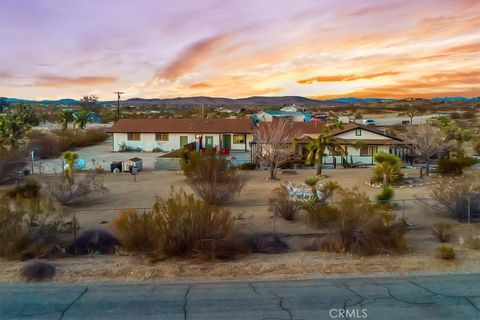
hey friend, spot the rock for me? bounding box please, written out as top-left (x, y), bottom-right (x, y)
top-left (250, 233), bottom-right (289, 254)
top-left (21, 260), bottom-right (55, 282)
top-left (68, 229), bottom-right (119, 255)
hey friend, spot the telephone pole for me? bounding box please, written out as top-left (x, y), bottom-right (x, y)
top-left (114, 91), bottom-right (124, 120)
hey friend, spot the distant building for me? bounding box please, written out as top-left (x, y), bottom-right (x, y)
top-left (252, 109), bottom-right (311, 123)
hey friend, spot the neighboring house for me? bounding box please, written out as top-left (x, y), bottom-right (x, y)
top-left (252, 110), bottom-right (312, 123)
top-left (252, 121), bottom-right (406, 166)
top-left (87, 113), bottom-right (103, 123)
top-left (107, 119), bottom-right (255, 152)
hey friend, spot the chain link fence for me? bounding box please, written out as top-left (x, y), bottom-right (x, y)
top-left (62, 196), bottom-right (479, 242)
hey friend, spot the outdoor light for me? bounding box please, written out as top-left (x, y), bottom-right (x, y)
top-left (195, 134), bottom-right (203, 139)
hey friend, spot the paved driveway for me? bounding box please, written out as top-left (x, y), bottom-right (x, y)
top-left (1, 273), bottom-right (479, 319)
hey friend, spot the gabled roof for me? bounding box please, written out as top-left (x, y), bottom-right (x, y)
top-left (107, 118), bottom-right (255, 134)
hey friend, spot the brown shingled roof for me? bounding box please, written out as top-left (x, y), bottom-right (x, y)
top-left (107, 118), bottom-right (255, 134)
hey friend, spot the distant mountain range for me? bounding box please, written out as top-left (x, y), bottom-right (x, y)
top-left (1, 95), bottom-right (478, 107)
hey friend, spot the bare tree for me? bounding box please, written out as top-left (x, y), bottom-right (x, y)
top-left (254, 119), bottom-right (299, 180)
top-left (401, 124), bottom-right (451, 175)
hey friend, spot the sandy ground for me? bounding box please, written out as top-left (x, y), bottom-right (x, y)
top-left (32, 136), bottom-right (165, 173)
top-left (2, 157), bottom-right (480, 283)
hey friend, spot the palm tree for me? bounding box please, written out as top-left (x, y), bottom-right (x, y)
top-left (62, 151), bottom-right (78, 184)
top-left (304, 122), bottom-right (343, 176)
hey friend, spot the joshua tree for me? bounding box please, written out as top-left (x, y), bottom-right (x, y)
top-left (59, 110), bottom-right (74, 130)
top-left (62, 151), bottom-right (78, 184)
top-left (75, 111), bottom-right (88, 129)
top-left (372, 153), bottom-right (402, 186)
top-left (304, 122), bottom-right (343, 176)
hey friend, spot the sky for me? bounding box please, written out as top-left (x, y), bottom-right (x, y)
top-left (0, 0), bottom-right (479, 100)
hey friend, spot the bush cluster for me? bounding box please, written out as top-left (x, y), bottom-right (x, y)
top-left (438, 157), bottom-right (477, 175)
top-left (0, 193), bottom-right (72, 260)
top-left (113, 189), bottom-right (246, 259)
top-left (27, 129), bottom-right (108, 159)
top-left (269, 185), bottom-right (299, 221)
top-left (436, 244), bottom-right (455, 260)
top-left (305, 187), bottom-right (407, 256)
top-left (431, 222), bottom-right (453, 242)
top-left (181, 152), bottom-right (244, 205)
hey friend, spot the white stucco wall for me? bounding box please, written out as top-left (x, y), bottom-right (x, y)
top-left (113, 133), bottom-right (253, 152)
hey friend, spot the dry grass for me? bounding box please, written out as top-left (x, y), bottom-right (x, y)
top-left (181, 152), bottom-right (244, 205)
top-left (0, 196), bottom-right (71, 260)
top-left (431, 222), bottom-right (454, 242)
top-left (113, 189), bottom-right (243, 260)
top-left (27, 129), bottom-right (108, 158)
top-left (269, 185), bottom-right (299, 221)
top-left (436, 244), bottom-right (456, 260)
top-left (305, 187), bottom-right (407, 256)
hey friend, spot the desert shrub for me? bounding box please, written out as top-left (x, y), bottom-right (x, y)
top-left (152, 147), bottom-right (162, 152)
top-left (438, 157), bottom-right (477, 175)
top-left (450, 112), bottom-right (460, 119)
top-left (43, 171), bottom-right (107, 205)
top-left (372, 153), bottom-right (402, 185)
top-left (0, 196), bottom-right (71, 260)
top-left (118, 142), bottom-right (132, 152)
top-left (7, 177), bottom-right (41, 199)
top-left (238, 162), bottom-right (257, 170)
top-left (466, 235), bottom-right (480, 249)
top-left (113, 189), bottom-right (240, 259)
top-left (269, 185), bottom-right (299, 221)
top-left (249, 233), bottom-right (289, 254)
top-left (474, 141), bottom-right (480, 155)
top-left (462, 110), bottom-right (476, 119)
top-left (0, 149), bottom-right (28, 183)
top-left (20, 260), bottom-right (55, 282)
top-left (376, 186), bottom-right (394, 203)
top-left (113, 209), bottom-right (155, 252)
top-left (436, 244), bottom-right (455, 260)
top-left (181, 152), bottom-right (244, 205)
top-left (430, 176), bottom-right (480, 219)
top-left (305, 187), bottom-right (407, 256)
top-left (27, 129), bottom-right (108, 158)
top-left (431, 222), bottom-right (453, 242)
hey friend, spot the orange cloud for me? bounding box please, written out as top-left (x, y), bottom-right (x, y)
top-left (34, 75), bottom-right (116, 87)
top-left (189, 82), bottom-right (212, 89)
top-left (298, 71), bottom-right (399, 84)
top-left (330, 71), bottom-right (480, 98)
top-left (159, 34), bottom-right (232, 80)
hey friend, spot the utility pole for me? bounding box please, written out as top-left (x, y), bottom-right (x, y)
top-left (114, 91), bottom-right (124, 120)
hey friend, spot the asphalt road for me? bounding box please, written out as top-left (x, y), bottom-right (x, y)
top-left (1, 273), bottom-right (479, 320)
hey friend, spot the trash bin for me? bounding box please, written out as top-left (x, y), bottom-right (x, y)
top-left (110, 161), bottom-right (122, 173)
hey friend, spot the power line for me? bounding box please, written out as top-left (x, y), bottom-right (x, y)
top-left (114, 91), bottom-right (124, 120)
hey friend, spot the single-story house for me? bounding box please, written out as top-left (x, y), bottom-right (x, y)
top-left (252, 121), bottom-right (406, 166)
top-left (107, 118), bottom-right (255, 152)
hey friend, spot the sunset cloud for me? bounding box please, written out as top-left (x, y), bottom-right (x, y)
top-left (33, 75), bottom-right (117, 87)
top-left (0, 0), bottom-right (478, 100)
top-left (159, 34), bottom-right (232, 80)
top-left (297, 72), bottom-right (399, 84)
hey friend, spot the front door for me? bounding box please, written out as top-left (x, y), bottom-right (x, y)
top-left (180, 136), bottom-right (188, 147)
top-left (205, 136), bottom-right (214, 148)
top-left (222, 134), bottom-right (231, 150)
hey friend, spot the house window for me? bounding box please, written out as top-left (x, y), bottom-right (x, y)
top-left (355, 129), bottom-right (362, 136)
top-left (155, 133), bottom-right (169, 141)
top-left (233, 134), bottom-right (245, 144)
top-left (360, 145), bottom-right (378, 156)
top-left (127, 133), bottom-right (141, 141)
